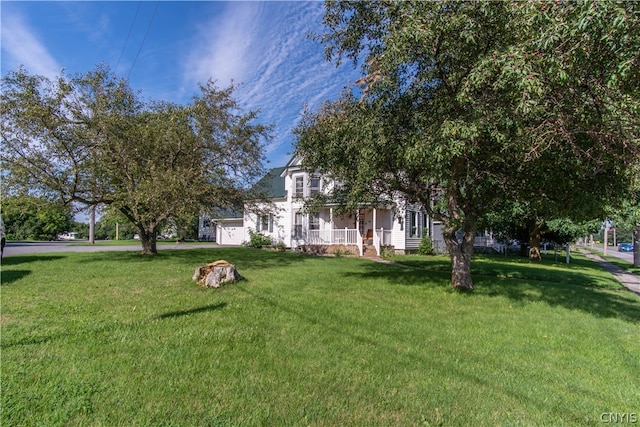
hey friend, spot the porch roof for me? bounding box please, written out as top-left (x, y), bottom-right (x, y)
top-left (211, 207), bottom-right (243, 220)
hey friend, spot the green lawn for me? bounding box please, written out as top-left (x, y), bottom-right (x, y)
top-left (1, 249), bottom-right (638, 426)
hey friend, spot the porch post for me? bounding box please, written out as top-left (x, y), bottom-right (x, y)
top-left (373, 208), bottom-right (377, 231)
top-left (373, 208), bottom-right (379, 256)
top-left (330, 207), bottom-right (334, 244)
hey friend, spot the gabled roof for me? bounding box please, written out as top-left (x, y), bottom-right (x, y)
top-left (253, 166), bottom-right (287, 198)
top-left (284, 155), bottom-right (302, 168)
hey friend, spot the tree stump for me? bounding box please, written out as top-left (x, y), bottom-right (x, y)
top-left (192, 260), bottom-right (241, 288)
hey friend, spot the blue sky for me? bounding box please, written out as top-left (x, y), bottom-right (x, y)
top-left (1, 1), bottom-right (362, 168)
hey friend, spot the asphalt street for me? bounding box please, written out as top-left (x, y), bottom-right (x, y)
top-left (590, 244), bottom-right (634, 264)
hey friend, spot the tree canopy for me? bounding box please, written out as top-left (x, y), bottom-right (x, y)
top-left (1, 64), bottom-right (270, 254)
top-left (295, 1), bottom-right (640, 289)
top-left (0, 194), bottom-right (73, 241)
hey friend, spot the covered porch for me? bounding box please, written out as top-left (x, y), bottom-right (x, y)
top-left (305, 207), bottom-right (394, 256)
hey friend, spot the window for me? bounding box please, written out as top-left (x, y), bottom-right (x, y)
top-left (257, 214), bottom-right (273, 233)
top-left (310, 176), bottom-right (320, 196)
top-left (294, 212), bottom-right (304, 238)
top-left (423, 213), bottom-right (429, 236)
top-left (309, 214), bottom-right (320, 230)
top-left (295, 176), bottom-right (304, 197)
top-left (409, 211), bottom-right (420, 238)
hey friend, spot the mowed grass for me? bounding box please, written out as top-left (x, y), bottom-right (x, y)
top-left (1, 249), bottom-right (638, 426)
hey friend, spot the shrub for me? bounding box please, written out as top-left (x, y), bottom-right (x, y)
top-left (333, 249), bottom-right (353, 257)
top-left (380, 246), bottom-right (395, 259)
top-left (418, 235), bottom-right (434, 255)
top-left (245, 229), bottom-right (273, 248)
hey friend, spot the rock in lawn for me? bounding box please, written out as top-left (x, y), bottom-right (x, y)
top-left (193, 260), bottom-right (242, 288)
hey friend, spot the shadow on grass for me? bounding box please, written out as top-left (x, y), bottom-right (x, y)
top-left (0, 269), bottom-right (32, 286)
top-left (157, 302), bottom-right (227, 319)
top-left (471, 276), bottom-right (640, 323)
top-left (1, 255), bottom-right (69, 286)
top-left (1, 254), bottom-right (67, 267)
top-left (1, 330), bottom-right (70, 349)
top-left (351, 256), bottom-right (640, 323)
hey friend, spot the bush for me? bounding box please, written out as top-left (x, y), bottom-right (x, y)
top-left (333, 249), bottom-right (352, 257)
top-left (245, 229), bottom-right (273, 248)
top-left (418, 235), bottom-right (434, 255)
top-left (380, 246), bottom-right (395, 259)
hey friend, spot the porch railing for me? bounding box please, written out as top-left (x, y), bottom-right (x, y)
top-left (306, 228), bottom-right (394, 256)
top-left (307, 228), bottom-right (360, 246)
top-left (373, 229), bottom-right (393, 256)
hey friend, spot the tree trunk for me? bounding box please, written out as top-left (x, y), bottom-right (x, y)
top-left (519, 241), bottom-right (529, 258)
top-left (443, 226), bottom-right (475, 290)
top-left (89, 205), bottom-right (96, 244)
top-left (528, 222), bottom-right (542, 261)
top-left (138, 228), bottom-right (158, 255)
top-left (634, 224), bottom-right (640, 268)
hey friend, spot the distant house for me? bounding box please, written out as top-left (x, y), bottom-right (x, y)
top-left (199, 156), bottom-right (443, 256)
top-left (57, 232), bottom-right (79, 240)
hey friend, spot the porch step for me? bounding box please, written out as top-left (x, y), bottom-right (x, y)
top-left (362, 245), bottom-right (380, 258)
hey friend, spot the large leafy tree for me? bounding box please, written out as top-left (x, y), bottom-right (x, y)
top-left (295, 1), bottom-right (640, 289)
top-left (0, 194), bottom-right (73, 241)
top-left (1, 65), bottom-right (269, 254)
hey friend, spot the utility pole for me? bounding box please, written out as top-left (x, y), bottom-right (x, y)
top-left (89, 205), bottom-right (95, 244)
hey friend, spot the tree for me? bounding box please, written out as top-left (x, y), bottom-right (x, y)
top-left (294, 1), bottom-right (640, 289)
top-left (0, 194), bottom-right (72, 240)
top-left (95, 206), bottom-right (137, 240)
top-left (2, 65), bottom-right (269, 254)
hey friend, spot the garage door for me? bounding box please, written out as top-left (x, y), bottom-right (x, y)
top-left (217, 220), bottom-right (244, 245)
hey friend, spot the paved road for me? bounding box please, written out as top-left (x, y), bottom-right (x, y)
top-left (588, 244), bottom-right (634, 264)
top-left (2, 241), bottom-right (220, 257)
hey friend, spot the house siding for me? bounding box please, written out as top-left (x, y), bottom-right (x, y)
top-left (200, 156), bottom-right (434, 255)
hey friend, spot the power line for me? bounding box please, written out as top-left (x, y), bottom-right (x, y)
top-left (127, 0), bottom-right (160, 79)
top-left (115, 1), bottom-right (142, 74)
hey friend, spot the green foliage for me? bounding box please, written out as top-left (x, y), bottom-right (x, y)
top-left (418, 235), bottom-right (434, 256)
top-left (545, 218), bottom-right (601, 246)
top-left (332, 248), bottom-right (352, 257)
top-left (94, 206), bottom-right (136, 240)
top-left (1, 65), bottom-right (270, 254)
top-left (296, 1), bottom-right (640, 287)
top-left (380, 246), bottom-right (395, 259)
top-left (0, 195), bottom-right (72, 240)
top-left (244, 229), bottom-right (273, 248)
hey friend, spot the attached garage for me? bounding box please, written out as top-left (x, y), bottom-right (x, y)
top-left (216, 219), bottom-right (244, 245)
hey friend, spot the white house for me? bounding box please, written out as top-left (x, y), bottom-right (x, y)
top-left (199, 156), bottom-right (441, 256)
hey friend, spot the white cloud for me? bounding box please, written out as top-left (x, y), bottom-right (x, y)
top-left (1, 10), bottom-right (60, 79)
top-left (183, 2), bottom-right (264, 86)
top-left (181, 2), bottom-right (362, 167)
